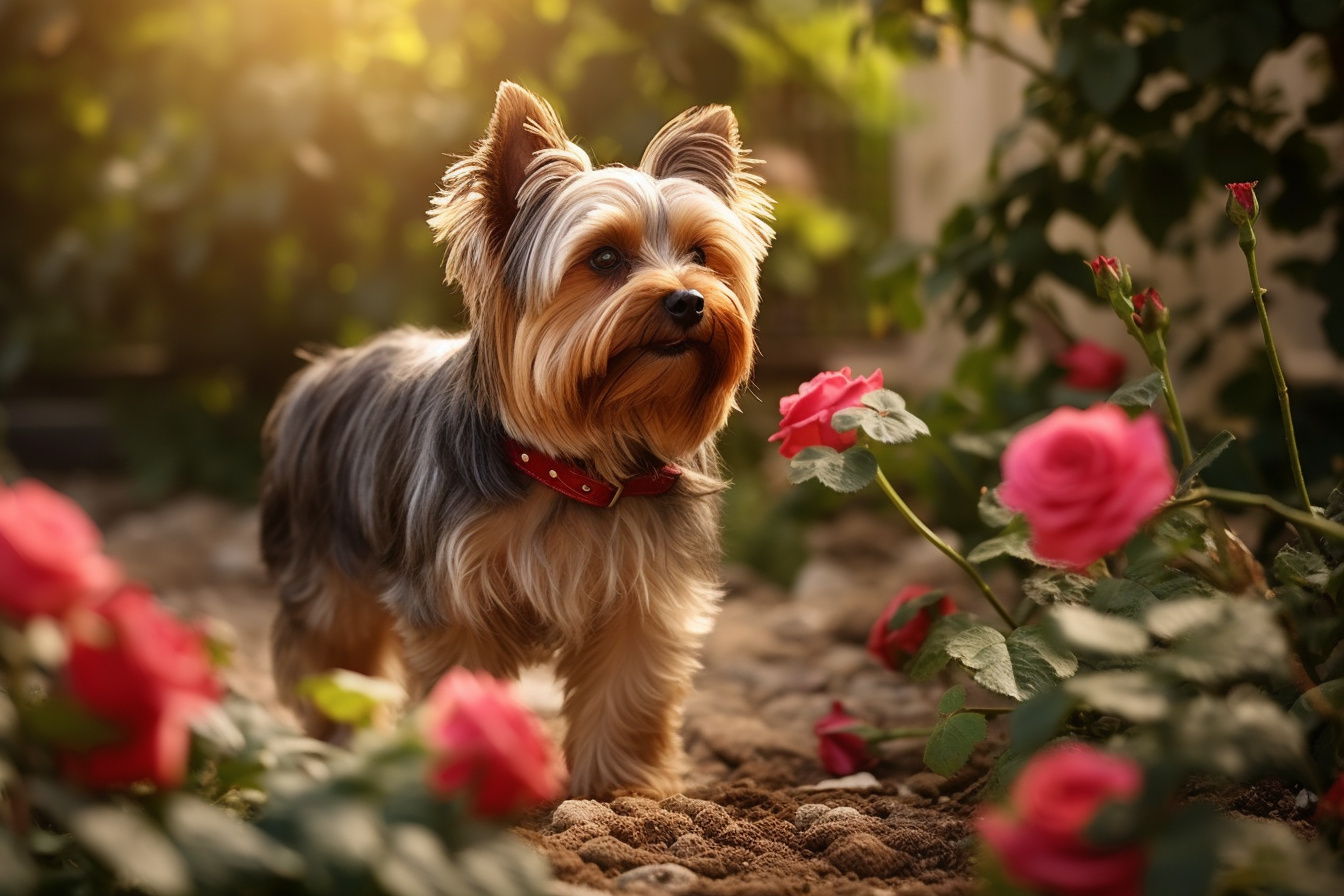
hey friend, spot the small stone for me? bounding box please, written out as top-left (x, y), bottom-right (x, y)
top-left (1296, 789), bottom-right (1319, 809)
top-left (903, 772), bottom-right (944, 798)
top-left (615, 863), bottom-right (698, 893)
top-left (794, 804), bottom-right (830, 831)
top-left (802, 771), bottom-right (882, 791)
top-left (551, 800), bottom-right (618, 832)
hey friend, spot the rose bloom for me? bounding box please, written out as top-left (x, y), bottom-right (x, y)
top-left (999, 404), bottom-right (1176, 569)
top-left (1087, 256), bottom-right (1120, 281)
top-left (423, 668), bottom-right (561, 817)
top-left (866, 584), bottom-right (957, 672)
top-left (769, 367), bottom-right (883, 458)
top-left (977, 743), bottom-right (1145, 896)
top-left (1054, 342), bottom-right (1126, 392)
top-left (63, 585), bottom-right (221, 790)
top-left (0, 479), bottom-right (120, 622)
top-left (814, 700), bottom-right (876, 776)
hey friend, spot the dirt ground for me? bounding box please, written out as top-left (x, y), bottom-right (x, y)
top-left (64, 479), bottom-right (1311, 895)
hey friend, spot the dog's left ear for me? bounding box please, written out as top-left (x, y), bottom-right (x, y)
top-left (640, 106), bottom-right (773, 255)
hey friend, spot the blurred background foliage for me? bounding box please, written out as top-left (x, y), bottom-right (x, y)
top-left (1, 0), bottom-right (1341, 582)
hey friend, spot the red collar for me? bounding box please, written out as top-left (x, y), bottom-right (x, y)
top-left (503, 439), bottom-right (682, 507)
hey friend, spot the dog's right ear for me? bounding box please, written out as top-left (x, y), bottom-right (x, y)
top-left (429, 82), bottom-right (590, 298)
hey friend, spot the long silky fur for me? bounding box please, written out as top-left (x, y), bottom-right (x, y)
top-left (263, 82), bottom-right (773, 797)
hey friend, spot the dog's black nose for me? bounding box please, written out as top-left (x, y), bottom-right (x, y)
top-left (662, 289), bottom-right (705, 328)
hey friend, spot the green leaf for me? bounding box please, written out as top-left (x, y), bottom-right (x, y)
top-left (1108, 372), bottom-right (1165, 409)
top-left (829, 407), bottom-right (872, 433)
top-left (1077, 30), bottom-right (1140, 114)
top-left (30, 780), bottom-right (191, 896)
top-left (787, 445), bottom-right (878, 493)
top-left (1009, 689), bottom-right (1076, 755)
top-left (831, 390), bottom-right (930, 444)
top-left (1142, 805), bottom-right (1222, 896)
top-left (1290, 679), bottom-right (1344, 734)
top-left (297, 670), bottom-right (404, 728)
top-left (1273, 546), bottom-right (1331, 592)
top-left (1006, 625), bottom-right (1079, 699)
top-left (923, 712), bottom-right (988, 777)
top-left (977, 488), bottom-right (1016, 528)
top-left (1178, 430), bottom-right (1235, 491)
top-left (164, 794), bottom-right (304, 889)
top-left (967, 522), bottom-right (1051, 566)
top-left (887, 589), bottom-right (949, 632)
top-left (1170, 690), bottom-right (1309, 780)
top-left (1065, 671), bottom-right (1171, 722)
top-left (906, 613), bottom-right (977, 681)
top-left (937, 685), bottom-right (967, 715)
top-left (947, 625), bottom-right (1015, 697)
top-left (1152, 600), bottom-right (1290, 685)
top-left (1022, 571), bottom-right (1095, 607)
top-left (1049, 606), bottom-right (1150, 656)
top-left (20, 695), bottom-right (122, 750)
top-left (946, 624), bottom-right (1076, 700)
top-left (949, 429), bottom-right (1013, 460)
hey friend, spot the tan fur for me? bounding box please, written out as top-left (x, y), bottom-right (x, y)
top-left (263, 82), bottom-right (772, 798)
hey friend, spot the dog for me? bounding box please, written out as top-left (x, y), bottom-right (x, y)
top-left (259, 82), bottom-right (773, 798)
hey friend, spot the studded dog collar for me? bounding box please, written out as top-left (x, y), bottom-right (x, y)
top-left (503, 439), bottom-right (682, 507)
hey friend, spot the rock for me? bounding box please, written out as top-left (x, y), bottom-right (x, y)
top-left (551, 800), bottom-right (618, 832)
top-left (794, 804), bottom-right (829, 831)
top-left (614, 863), bottom-right (697, 893)
top-left (823, 831), bottom-right (910, 878)
top-left (802, 771), bottom-right (882, 791)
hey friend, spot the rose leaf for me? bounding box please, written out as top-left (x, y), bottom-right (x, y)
top-left (787, 445), bottom-right (878, 493)
top-left (1178, 430), bottom-right (1235, 492)
top-left (1049, 605), bottom-right (1151, 656)
top-left (923, 712), bottom-right (988, 777)
top-left (906, 613), bottom-right (977, 681)
top-left (1107, 372), bottom-right (1165, 410)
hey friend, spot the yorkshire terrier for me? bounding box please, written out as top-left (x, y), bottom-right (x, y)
top-left (260, 82), bottom-right (772, 797)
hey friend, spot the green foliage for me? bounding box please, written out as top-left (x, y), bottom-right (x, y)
top-left (923, 711), bottom-right (988, 777)
top-left (786, 445), bottom-right (879, 492)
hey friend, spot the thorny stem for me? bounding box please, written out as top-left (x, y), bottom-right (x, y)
top-left (1240, 227), bottom-right (1319, 552)
top-left (1155, 343), bottom-right (1194, 468)
top-left (874, 468), bottom-right (1018, 630)
top-left (1167, 487), bottom-right (1344, 543)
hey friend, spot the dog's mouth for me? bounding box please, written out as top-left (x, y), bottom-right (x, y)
top-left (647, 340), bottom-right (695, 357)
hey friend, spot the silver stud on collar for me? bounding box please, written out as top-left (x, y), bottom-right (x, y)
top-left (520, 452), bottom-right (530, 463)
top-left (581, 484), bottom-right (591, 492)
top-left (549, 469), bottom-right (558, 478)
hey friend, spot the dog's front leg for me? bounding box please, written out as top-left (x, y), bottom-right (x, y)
top-left (555, 595), bottom-right (715, 799)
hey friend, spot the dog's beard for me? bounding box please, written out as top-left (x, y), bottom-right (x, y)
top-left (499, 283), bottom-right (753, 478)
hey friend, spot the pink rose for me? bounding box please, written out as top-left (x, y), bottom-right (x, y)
top-left (63, 585), bottom-right (221, 790)
top-left (977, 743), bottom-right (1145, 896)
top-left (866, 584), bottom-right (957, 672)
top-left (769, 367), bottom-right (883, 458)
top-left (1225, 181), bottom-right (1258, 213)
top-left (423, 668), bottom-right (561, 817)
top-left (0, 479), bottom-right (120, 622)
top-left (1055, 342), bottom-right (1126, 392)
top-left (998, 405), bottom-right (1176, 569)
top-left (814, 700), bottom-right (876, 776)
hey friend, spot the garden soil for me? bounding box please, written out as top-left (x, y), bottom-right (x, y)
top-left (74, 481), bottom-right (1314, 896)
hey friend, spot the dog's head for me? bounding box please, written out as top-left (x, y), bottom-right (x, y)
top-left (429, 82), bottom-right (773, 478)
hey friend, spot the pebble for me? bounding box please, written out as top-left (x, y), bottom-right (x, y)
top-left (615, 863), bottom-right (698, 893)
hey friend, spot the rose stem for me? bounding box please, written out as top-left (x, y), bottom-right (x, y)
top-left (874, 468), bottom-right (1018, 630)
top-left (1167, 487), bottom-right (1344, 543)
top-left (1239, 224), bottom-right (1318, 551)
top-left (1155, 337), bottom-right (1193, 468)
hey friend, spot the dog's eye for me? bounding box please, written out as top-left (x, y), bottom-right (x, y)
top-left (589, 246), bottom-right (624, 273)
top-left (690, 246), bottom-right (707, 266)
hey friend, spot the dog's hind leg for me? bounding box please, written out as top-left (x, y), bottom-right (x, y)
top-left (270, 569), bottom-right (400, 739)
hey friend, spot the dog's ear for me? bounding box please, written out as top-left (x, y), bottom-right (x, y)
top-left (640, 106), bottom-right (773, 256)
top-left (430, 82), bottom-right (589, 297)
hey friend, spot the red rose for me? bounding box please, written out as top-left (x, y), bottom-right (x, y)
top-left (1086, 256), bottom-right (1120, 281)
top-left (1226, 181), bottom-right (1259, 213)
top-left (1130, 287), bottom-right (1167, 332)
top-left (999, 405), bottom-right (1176, 569)
top-left (0, 479), bottom-right (120, 622)
top-left (866, 584), bottom-right (956, 671)
top-left (1055, 342), bottom-right (1126, 392)
top-left (1317, 775), bottom-right (1344, 820)
top-left (977, 743), bottom-right (1145, 896)
top-left (422, 668), bottom-right (561, 817)
top-left (63, 585), bottom-right (221, 789)
top-left (769, 367), bottom-right (883, 458)
top-left (814, 700), bottom-right (876, 776)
